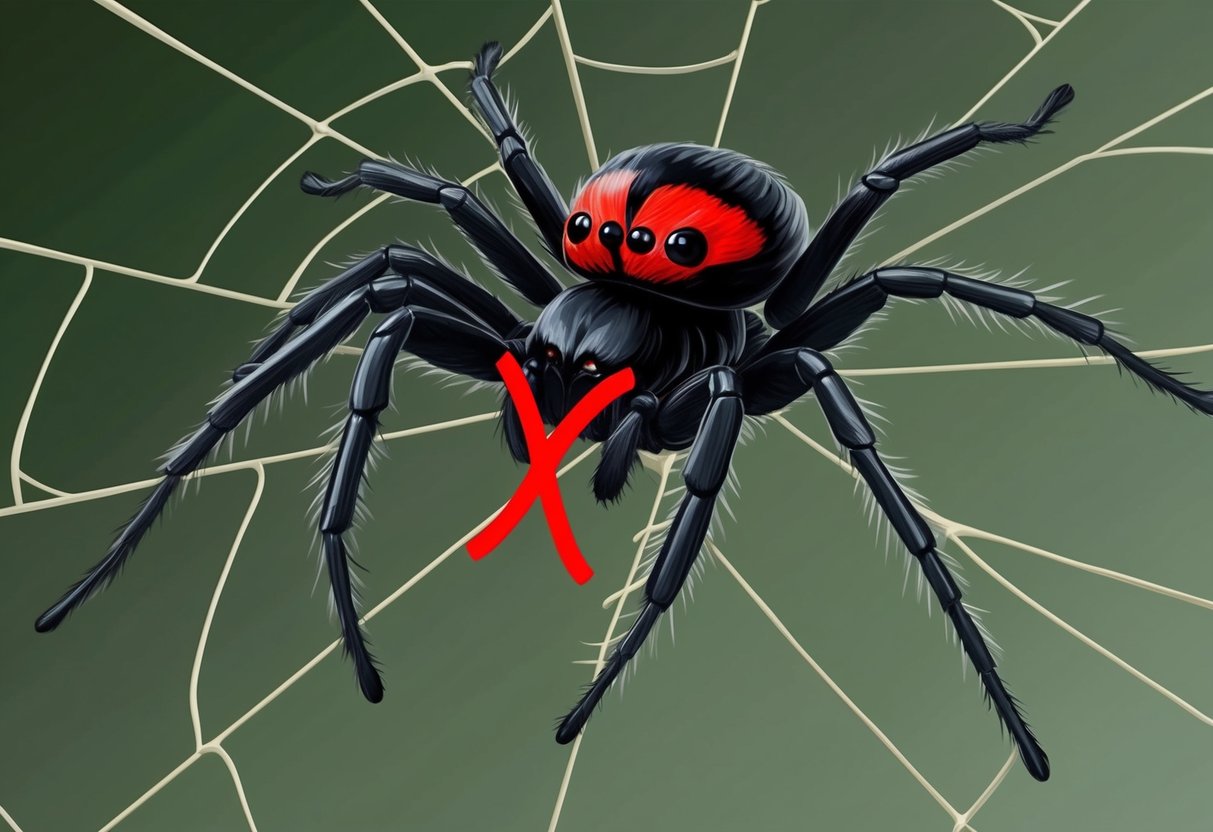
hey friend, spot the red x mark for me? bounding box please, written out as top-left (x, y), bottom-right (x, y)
top-left (467, 352), bottom-right (635, 583)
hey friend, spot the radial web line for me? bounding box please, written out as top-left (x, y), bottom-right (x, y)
top-left (0, 412), bottom-right (498, 523)
top-left (0, 0), bottom-right (527, 307)
top-left (548, 452), bottom-right (679, 832)
top-left (953, 751), bottom-right (1018, 832)
top-left (6, 0), bottom-right (1206, 827)
top-left (891, 87), bottom-right (1213, 265)
top-left (550, 0), bottom-right (598, 168)
top-left (839, 342), bottom-right (1213, 378)
top-left (95, 0), bottom-right (373, 158)
top-left (356, 0), bottom-right (492, 143)
top-left (95, 444), bottom-right (599, 832)
top-left (544, 5), bottom-right (777, 824)
top-left (774, 413), bottom-right (1211, 720)
top-left (775, 414), bottom-right (1210, 612)
top-left (957, 0), bottom-right (1088, 124)
top-left (2, 3), bottom-right (568, 827)
top-left (7, 1), bottom-right (548, 501)
top-left (275, 162), bottom-right (500, 303)
top-left (0, 237), bottom-right (288, 308)
top-left (713, 0), bottom-right (768, 148)
top-left (713, 541), bottom-right (1011, 832)
top-left (950, 538), bottom-right (1212, 726)
top-left (0, 803), bottom-right (25, 832)
top-left (858, 89), bottom-right (1213, 380)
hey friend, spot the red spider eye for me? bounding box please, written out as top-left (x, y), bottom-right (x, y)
top-left (582, 358), bottom-right (599, 373)
top-left (545, 345), bottom-right (561, 362)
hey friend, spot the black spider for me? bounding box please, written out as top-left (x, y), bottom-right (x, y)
top-left (35, 43), bottom-right (1213, 784)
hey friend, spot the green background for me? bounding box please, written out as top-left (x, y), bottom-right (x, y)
top-left (1, 0), bottom-right (1210, 830)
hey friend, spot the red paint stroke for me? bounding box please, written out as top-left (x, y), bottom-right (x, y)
top-left (467, 352), bottom-right (635, 583)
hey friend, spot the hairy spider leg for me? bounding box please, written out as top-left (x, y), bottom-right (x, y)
top-left (556, 367), bottom-right (744, 743)
top-left (746, 347), bottom-right (1051, 781)
top-left (319, 304), bottom-right (513, 702)
top-left (764, 84), bottom-right (1075, 328)
top-left (34, 291), bottom-right (372, 634)
top-left (236, 244), bottom-right (524, 383)
top-left (467, 352), bottom-right (635, 583)
top-left (469, 41), bottom-right (569, 259)
top-left (593, 391), bottom-right (660, 504)
top-left (301, 158), bottom-right (563, 308)
top-left (761, 266), bottom-right (1213, 415)
top-left (35, 246), bottom-right (525, 642)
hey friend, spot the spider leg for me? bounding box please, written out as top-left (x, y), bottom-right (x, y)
top-left (593, 391), bottom-right (659, 504)
top-left (300, 159), bottom-right (563, 308)
top-left (238, 244), bottom-right (526, 381)
top-left (469, 42), bottom-right (569, 258)
top-left (762, 266), bottom-right (1213, 415)
top-left (742, 347), bottom-right (1050, 781)
top-left (36, 251), bottom-right (525, 634)
top-left (556, 369), bottom-right (743, 743)
top-left (764, 84), bottom-right (1075, 328)
top-left (317, 299), bottom-right (512, 702)
top-left (34, 289), bottom-right (374, 633)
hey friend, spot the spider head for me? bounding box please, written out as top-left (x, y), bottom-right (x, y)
top-left (526, 283), bottom-right (657, 436)
top-left (562, 143), bottom-right (808, 309)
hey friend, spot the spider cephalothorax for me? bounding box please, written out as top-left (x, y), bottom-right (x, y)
top-left (37, 41), bottom-right (1213, 786)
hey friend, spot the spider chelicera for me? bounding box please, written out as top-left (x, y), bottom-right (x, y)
top-left (36, 43), bottom-right (1213, 783)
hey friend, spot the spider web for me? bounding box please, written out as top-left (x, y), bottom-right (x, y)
top-left (0, 1), bottom-right (1210, 829)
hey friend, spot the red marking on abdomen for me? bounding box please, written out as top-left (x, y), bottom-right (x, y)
top-left (564, 170), bottom-right (636, 274)
top-left (624, 185), bottom-right (765, 282)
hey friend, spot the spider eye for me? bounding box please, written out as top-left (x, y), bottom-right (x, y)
top-left (598, 221), bottom-right (624, 250)
top-left (664, 228), bottom-right (708, 267)
top-left (544, 345), bottom-right (561, 362)
top-left (581, 357), bottom-right (599, 373)
top-left (566, 212), bottom-right (592, 243)
top-left (627, 226), bottom-right (655, 254)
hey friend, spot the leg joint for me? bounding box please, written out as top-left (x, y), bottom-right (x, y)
top-left (438, 186), bottom-right (470, 210)
top-left (851, 449), bottom-right (935, 555)
top-left (862, 172), bottom-right (899, 192)
top-left (874, 267), bottom-right (946, 298)
top-left (1035, 302), bottom-right (1103, 343)
top-left (367, 276), bottom-right (411, 312)
top-left (919, 550), bottom-right (962, 610)
top-left (500, 135), bottom-right (526, 163)
top-left (707, 367), bottom-right (742, 398)
top-left (793, 348), bottom-right (834, 383)
top-left (815, 374), bottom-right (876, 449)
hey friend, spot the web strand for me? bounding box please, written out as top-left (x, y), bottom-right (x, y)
top-left (547, 453), bottom-right (679, 832)
top-left (2, 0), bottom-right (1208, 828)
top-left (93, 444), bottom-right (599, 832)
top-left (0, 2), bottom-right (533, 778)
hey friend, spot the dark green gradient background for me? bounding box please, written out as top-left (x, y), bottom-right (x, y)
top-left (1, 1), bottom-right (1210, 829)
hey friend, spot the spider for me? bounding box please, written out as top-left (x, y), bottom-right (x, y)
top-left (34, 43), bottom-right (1213, 784)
